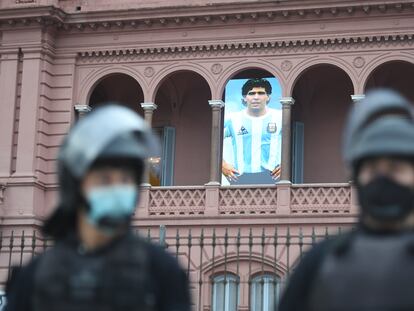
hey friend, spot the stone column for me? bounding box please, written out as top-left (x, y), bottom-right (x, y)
top-left (348, 95), bottom-right (364, 185)
top-left (74, 104), bottom-right (92, 119)
top-left (208, 100), bottom-right (225, 185)
top-left (141, 102), bottom-right (158, 125)
top-left (280, 97), bottom-right (295, 182)
top-left (351, 94), bottom-right (365, 103)
top-left (14, 49), bottom-right (43, 178)
top-left (140, 102), bottom-right (157, 185)
top-left (0, 50), bottom-right (19, 177)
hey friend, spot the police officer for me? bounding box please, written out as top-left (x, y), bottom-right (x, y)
top-left (5, 104), bottom-right (191, 311)
top-left (279, 89), bottom-right (414, 311)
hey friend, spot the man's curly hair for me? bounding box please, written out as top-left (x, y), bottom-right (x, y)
top-left (242, 78), bottom-right (272, 96)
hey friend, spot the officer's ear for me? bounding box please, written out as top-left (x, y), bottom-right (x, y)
top-left (241, 97), bottom-right (247, 106)
top-left (267, 95), bottom-right (271, 105)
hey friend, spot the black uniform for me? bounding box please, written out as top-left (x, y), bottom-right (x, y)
top-left (280, 89), bottom-right (414, 311)
top-left (280, 227), bottom-right (414, 311)
top-left (5, 232), bottom-right (191, 311)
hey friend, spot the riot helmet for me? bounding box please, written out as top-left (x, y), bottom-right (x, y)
top-left (343, 89), bottom-right (414, 169)
top-left (43, 104), bottom-right (159, 238)
top-left (343, 89), bottom-right (414, 222)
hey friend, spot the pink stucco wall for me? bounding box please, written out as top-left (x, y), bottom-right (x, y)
top-left (0, 0), bottom-right (412, 215)
top-left (1, 1), bottom-right (414, 299)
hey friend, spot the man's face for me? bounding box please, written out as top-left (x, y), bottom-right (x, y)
top-left (357, 157), bottom-right (414, 231)
top-left (244, 87), bottom-right (270, 114)
top-left (81, 166), bottom-right (136, 196)
top-left (357, 157), bottom-right (414, 188)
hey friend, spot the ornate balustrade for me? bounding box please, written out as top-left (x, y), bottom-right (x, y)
top-left (290, 183), bottom-right (352, 214)
top-left (148, 186), bottom-right (206, 216)
top-left (219, 186), bottom-right (278, 215)
top-left (138, 183), bottom-right (357, 217)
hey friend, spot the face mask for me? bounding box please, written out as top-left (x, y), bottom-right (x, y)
top-left (357, 176), bottom-right (414, 222)
top-left (85, 185), bottom-right (138, 230)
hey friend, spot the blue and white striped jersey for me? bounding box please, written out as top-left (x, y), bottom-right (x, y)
top-left (223, 108), bottom-right (282, 174)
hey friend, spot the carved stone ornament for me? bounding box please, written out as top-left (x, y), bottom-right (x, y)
top-left (211, 63), bottom-right (223, 75)
top-left (144, 66), bottom-right (155, 77)
top-left (281, 60), bottom-right (293, 71)
top-left (353, 56), bottom-right (366, 68)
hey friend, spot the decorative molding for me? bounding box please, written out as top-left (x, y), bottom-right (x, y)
top-left (1, 2), bottom-right (414, 31)
top-left (351, 94), bottom-right (366, 102)
top-left (76, 34), bottom-right (414, 63)
top-left (211, 63), bottom-right (223, 75)
top-left (208, 99), bottom-right (225, 109)
top-left (144, 66), bottom-right (155, 77)
top-left (280, 97), bottom-right (295, 106)
top-left (281, 60), bottom-right (293, 71)
top-left (353, 56), bottom-right (366, 68)
top-left (74, 104), bottom-right (92, 114)
top-left (140, 102), bottom-right (158, 111)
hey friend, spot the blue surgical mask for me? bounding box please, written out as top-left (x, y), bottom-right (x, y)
top-left (85, 185), bottom-right (138, 229)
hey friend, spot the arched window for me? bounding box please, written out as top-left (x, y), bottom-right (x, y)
top-left (250, 274), bottom-right (280, 311)
top-left (211, 274), bottom-right (239, 311)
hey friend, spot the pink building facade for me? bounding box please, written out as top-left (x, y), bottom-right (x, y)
top-left (1, 0), bottom-right (414, 309)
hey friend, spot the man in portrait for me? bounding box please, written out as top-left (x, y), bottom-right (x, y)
top-left (222, 78), bottom-right (282, 185)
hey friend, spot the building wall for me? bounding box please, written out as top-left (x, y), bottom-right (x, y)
top-left (1, 1), bottom-right (414, 305)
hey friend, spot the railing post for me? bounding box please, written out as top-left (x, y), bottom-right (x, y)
top-left (204, 183), bottom-right (220, 216)
top-left (137, 184), bottom-right (151, 217)
top-left (276, 181), bottom-right (291, 215)
top-left (350, 181), bottom-right (359, 215)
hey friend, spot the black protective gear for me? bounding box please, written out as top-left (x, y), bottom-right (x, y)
top-left (43, 104), bottom-right (159, 239)
top-left (308, 231), bottom-right (414, 311)
top-left (357, 176), bottom-right (414, 222)
top-left (343, 89), bottom-right (414, 170)
top-left (280, 90), bottom-right (414, 311)
top-left (33, 233), bottom-right (154, 311)
top-left (5, 233), bottom-right (191, 311)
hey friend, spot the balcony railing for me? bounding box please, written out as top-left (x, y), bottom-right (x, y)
top-left (138, 183), bottom-right (357, 217)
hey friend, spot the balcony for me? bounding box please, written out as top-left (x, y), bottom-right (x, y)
top-left (136, 182), bottom-right (358, 220)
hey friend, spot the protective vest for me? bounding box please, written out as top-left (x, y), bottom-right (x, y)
top-left (308, 231), bottom-right (414, 311)
top-left (33, 233), bottom-right (155, 311)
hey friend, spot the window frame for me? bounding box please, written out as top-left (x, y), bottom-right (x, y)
top-left (211, 273), bottom-right (240, 311)
top-left (250, 273), bottom-right (280, 311)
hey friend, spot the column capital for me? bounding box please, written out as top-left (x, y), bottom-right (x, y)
top-left (74, 104), bottom-right (92, 114)
top-left (140, 102), bottom-right (158, 111)
top-left (351, 94), bottom-right (365, 103)
top-left (280, 97), bottom-right (295, 106)
top-left (208, 99), bottom-right (225, 109)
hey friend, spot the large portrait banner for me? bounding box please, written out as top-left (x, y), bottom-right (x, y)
top-left (222, 78), bottom-right (283, 185)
